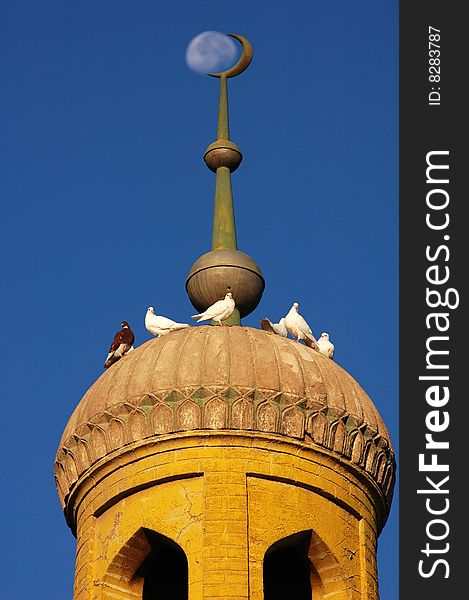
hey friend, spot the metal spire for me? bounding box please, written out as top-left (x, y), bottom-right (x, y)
top-left (186, 34), bottom-right (264, 326)
top-left (203, 34), bottom-right (253, 252)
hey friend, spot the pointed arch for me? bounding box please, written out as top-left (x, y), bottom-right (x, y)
top-left (204, 397), bottom-right (227, 429)
top-left (256, 401), bottom-right (278, 432)
top-left (177, 400), bottom-right (201, 431)
top-left (107, 418), bottom-right (126, 451)
top-left (140, 530), bottom-right (188, 600)
top-left (263, 529), bottom-right (351, 600)
top-left (127, 409), bottom-right (149, 442)
top-left (231, 397), bottom-right (254, 429)
top-left (263, 531), bottom-right (313, 600)
top-left (281, 406), bottom-right (305, 439)
top-left (102, 528), bottom-right (188, 600)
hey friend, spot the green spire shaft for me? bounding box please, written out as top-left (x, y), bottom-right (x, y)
top-left (217, 75), bottom-right (230, 140)
top-left (212, 167), bottom-right (237, 250)
top-left (211, 75), bottom-right (238, 251)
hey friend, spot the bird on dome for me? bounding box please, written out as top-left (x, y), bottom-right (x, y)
top-left (284, 302), bottom-right (318, 350)
top-left (145, 307), bottom-right (189, 337)
top-left (191, 292), bottom-right (236, 326)
top-left (317, 332), bottom-right (335, 359)
top-left (104, 321), bottom-right (135, 369)
top-left (259, 317), bottom-right (288, 337)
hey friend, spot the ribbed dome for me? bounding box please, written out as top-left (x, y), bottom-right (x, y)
top-left (55, 326), bottom-right (395, 508)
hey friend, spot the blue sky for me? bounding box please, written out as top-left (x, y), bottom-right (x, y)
top-left (1, 1), bottom-right (398, 598)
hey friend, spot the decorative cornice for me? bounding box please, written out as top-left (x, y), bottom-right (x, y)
top-left (55, 384), bottom-right (395, 511)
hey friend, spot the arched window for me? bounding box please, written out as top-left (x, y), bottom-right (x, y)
top-left (263, 531), bottom-right (313, 600)
top-left (138, 530), bottom-right (188, 600)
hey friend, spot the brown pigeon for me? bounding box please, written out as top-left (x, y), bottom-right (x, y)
top-left (104, 321), bottom-right (135, 369)
top-left (259, 317), bottom-right (288, 337)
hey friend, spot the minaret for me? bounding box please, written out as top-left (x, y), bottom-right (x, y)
top-left (55, 34), bottom-right (395, 600)
top-left (186, 35), bottom-right (264, 326)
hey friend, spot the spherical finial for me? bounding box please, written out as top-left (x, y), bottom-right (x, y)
top-left (204, 139), bottom-right (243, 172)
top-left (186, 249), bottom-right (265, 317)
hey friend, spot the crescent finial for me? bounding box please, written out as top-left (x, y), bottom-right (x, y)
top-left (208, 34), bottom-right (253, 79)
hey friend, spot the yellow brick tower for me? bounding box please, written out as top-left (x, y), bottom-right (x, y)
top-left (55, 34), bottom-right (395, 600)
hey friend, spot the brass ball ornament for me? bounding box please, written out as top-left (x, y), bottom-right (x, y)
top-left (186, 249), bottom-right (265, 317)
top-left (204, 139), bottom-right (243, 173)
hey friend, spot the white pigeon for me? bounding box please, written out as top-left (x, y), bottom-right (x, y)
top-left (191, 292), bottom-right (236, 326)
top-left (317, 332), bottom-right (335, 359)
top-left (284, 302), bottom-right (318, 348)
top-left (260, 317), bottom-right (288, 337)
top-left (145, 307), bottom-right (189, 337)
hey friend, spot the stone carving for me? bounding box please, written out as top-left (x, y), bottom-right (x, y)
top-left (281, 406), bottom-right (304, 439)
top-left (256, 401), bottom-right (278, 432)
top-left (55, 382), bottom-right (395, 508)
top-left (231, 398), bottom-right (253, 430)
top-left (204, 398), bottom-right (227, 429)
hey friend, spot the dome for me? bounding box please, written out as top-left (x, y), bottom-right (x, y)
top-left (55, 326), bottom-right (395, 509)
